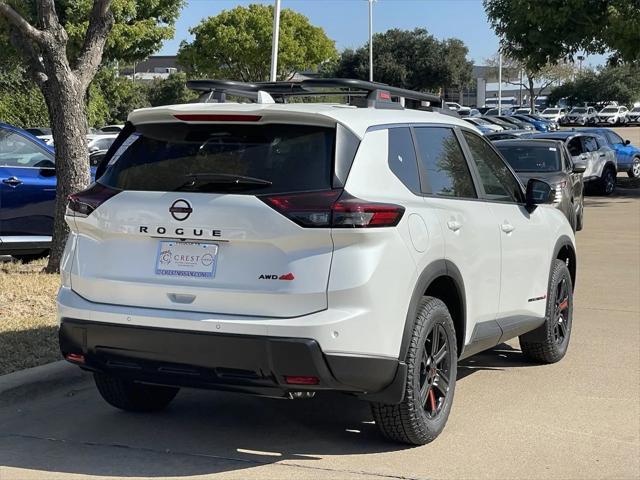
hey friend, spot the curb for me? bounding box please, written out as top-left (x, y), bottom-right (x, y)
top-left (0, 360), bottom-right (90, 407)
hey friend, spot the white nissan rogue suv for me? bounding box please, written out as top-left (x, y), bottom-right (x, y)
top-left (58, 79), bottom-right (577, 445)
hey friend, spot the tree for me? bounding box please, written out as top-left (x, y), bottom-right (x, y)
top-left (484, 0), bottom-right (640, 71)
top-left (548, 64), bottom-right (640, 107)
top-left (0, 65), bottom-right (49, 127)
top-left (485, 54), bottom-right (576, 109)
top-left (325, 29), bottom-right (473, 94)
top-left (0, 0), bottom-right (184, 272)
top-left (148, 72), bottom-right (197, 107)
top-left (177, 4), bottom-right (337, 81)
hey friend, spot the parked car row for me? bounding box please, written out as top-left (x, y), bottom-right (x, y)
top-left (0, 122), bottom-right (104, 260)
top-left (481, 127), bottom-right (640, 234)
top-left (558, 105), bottom-right (638, 126)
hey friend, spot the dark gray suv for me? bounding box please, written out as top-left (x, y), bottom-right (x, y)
top-left (494, 139), bottom-right (586, 232)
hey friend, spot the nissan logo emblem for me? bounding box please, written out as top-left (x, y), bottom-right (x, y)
top-left (169, 199), bottom-right (192, 221)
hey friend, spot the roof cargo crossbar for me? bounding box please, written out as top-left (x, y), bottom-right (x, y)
top-left (187, 78), bottom-right (443, 110)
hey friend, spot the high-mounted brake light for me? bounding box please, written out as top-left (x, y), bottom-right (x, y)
top-left (66, 183), bottom-right (120, 218)
top-left (173, 114), bottom-right (262, 122)
top-left (260, 190), bottom-right (405, 228)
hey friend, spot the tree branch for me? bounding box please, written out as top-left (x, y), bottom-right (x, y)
top-left (0, 1), bottom-right (45, 43)
top-left (8, 30), bottom-right (48, 87)
top-left (74, 0), bottom-right (114, 87)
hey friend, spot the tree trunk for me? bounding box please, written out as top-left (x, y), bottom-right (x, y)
top-left (43, 75), bottom-right (90, 273)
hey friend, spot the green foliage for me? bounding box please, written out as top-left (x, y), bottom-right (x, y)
top-left (484, 0), bottom-right (640, 71)
top-left (177, 4), bottom-right (337, 81)
top-left (91, 68), bottom-right (150, 124)
top-left (0, 65), bottom-right (49, 128)
top-left (0, 0), bottom-right (185, 65)
top-left (147, 72), bottom-right (197, 107)
top-left (548, 64), bottom-right (640, 106)
top-left (324, 28), bottom-right (473, 92)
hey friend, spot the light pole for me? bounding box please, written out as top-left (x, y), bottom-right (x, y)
top-left (368, 0), bottom-right (374, 82)
top-left (498, 52), bottom-right (502, 115)
top-left (269, 0), bottom-right (282, 82)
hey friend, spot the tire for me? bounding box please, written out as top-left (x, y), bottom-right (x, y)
top-left (12, 251), bottom-right (49, 263)
top-left (598, 166), bottom-right (616, 195)
top-left (371, 297), bottom-right (457, 445)
top-left (519, 259), bottom-right (573, 364)
top-left (94, 372), bottom-right (179, 412)
top-left (628, 157), bottom-right (640, 179)
top-left (576, 207), bottom-right (584, 232)
top-left (568, 203), bottom-right (577, 232)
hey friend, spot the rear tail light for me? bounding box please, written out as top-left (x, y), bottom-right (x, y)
top-left (260, 190), bottom-right (405, 228)
top-left (66, 183), bottom-right (120, 218)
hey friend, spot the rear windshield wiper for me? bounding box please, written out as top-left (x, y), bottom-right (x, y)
top-left (176, 173), bottom-right (272, 192)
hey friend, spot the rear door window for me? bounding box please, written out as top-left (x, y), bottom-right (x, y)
top-left (0, 130), bottom-right (52, 168)
top-left (582, 136), bottom-right (599, 152)
top-left (99, 123), bottom-right (335, 195)
top-left (413, 127), bottom-right (476, 198)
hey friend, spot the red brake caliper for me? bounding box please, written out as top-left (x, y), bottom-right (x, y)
top-left (428, 388), bottom-right (436, 412)
top-left (559, 298), bottom-right (569, 311)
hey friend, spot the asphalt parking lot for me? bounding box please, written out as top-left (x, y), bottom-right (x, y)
top-left (1, 183), bottom-right (639, 480)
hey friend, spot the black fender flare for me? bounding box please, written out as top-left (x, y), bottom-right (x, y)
top-left (552, 234), bottom-right (576, 289)
top-left (398, 259), bottom-right (466, 362)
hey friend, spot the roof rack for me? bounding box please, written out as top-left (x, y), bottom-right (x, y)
top-left (186, 78), bottom-right (445, 111)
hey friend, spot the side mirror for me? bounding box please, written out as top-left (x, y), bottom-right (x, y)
top-left (625, 139), bottom-right (631, 145)
top-left (526, 178), bottom-right (554, 212)
top-left (572, 162), bottom-right (587, 174)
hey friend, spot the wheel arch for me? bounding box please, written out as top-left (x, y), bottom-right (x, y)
top-left (399, 260), bottom-right (466, 362)
top-left (553, 235), bottom-right (576, 290)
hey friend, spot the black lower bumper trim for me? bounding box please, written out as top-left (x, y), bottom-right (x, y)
top-left (59, 318), bottom-right (402, 401)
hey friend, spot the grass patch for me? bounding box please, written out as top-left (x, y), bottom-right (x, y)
top-left (0, 258), bottom-right (60, 375)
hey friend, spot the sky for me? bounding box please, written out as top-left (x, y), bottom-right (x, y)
top-left (159, 0), bottom-right (605, 67)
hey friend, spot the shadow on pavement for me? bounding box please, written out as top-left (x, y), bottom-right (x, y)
top-left (0, 378), bottom-right (412, 477)
top-left (457, 342), bottom-right (535, 380)
top-left (0, 342), bottom-right (541, 478)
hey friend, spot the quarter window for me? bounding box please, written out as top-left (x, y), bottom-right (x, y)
top-left (462, 131), bottom-right (523, 203)
top-left (387, 127), bottom-right (420, 193)
top-left (413, 127), bottom-right (476, 198)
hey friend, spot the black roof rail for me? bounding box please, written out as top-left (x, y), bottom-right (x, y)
top-left (186, 78), bottom-right (444, 110)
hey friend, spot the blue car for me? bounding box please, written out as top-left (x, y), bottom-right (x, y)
top-left (0, 122), bottom-right (56, 261)
top-left (577, 127), bottom-right (640, 178)
top-left (511, 114), bottom-right (550, 132)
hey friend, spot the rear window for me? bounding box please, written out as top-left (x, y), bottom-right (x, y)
top-left (99, 123), bottom-right (335, 194)
top-left (496, 144), bottom-right (561, 172)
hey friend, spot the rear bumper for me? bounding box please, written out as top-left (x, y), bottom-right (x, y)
top-left (59, 318), bottom-right (404, 402)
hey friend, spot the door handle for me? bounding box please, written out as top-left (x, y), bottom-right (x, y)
top-left (599, 153), bottom-right (605, 157)
top-left (2, 176), bottom-right (22, 187)
top-left (501, 223), bottom-right (515, 234)
top-left (447, 220), bottom-right (462, 232)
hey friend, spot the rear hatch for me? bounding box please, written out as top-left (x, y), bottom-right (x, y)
top-left (67, 118), bottom-right (345, 318)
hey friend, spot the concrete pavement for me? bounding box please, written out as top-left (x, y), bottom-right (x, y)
top-left (1, 190), bottom-right (638, 479)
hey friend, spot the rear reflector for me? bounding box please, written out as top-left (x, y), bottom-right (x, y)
top-left (66, 183), bottom-right (120, 218)
top-left (174, 114), bottom-right (262, 122)
top-left (285, 376), bottom-right (319, 385)
top-left (260, 190), bottom-right (404, 228)
top-left (65, 353), bottom-right (85, 364)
